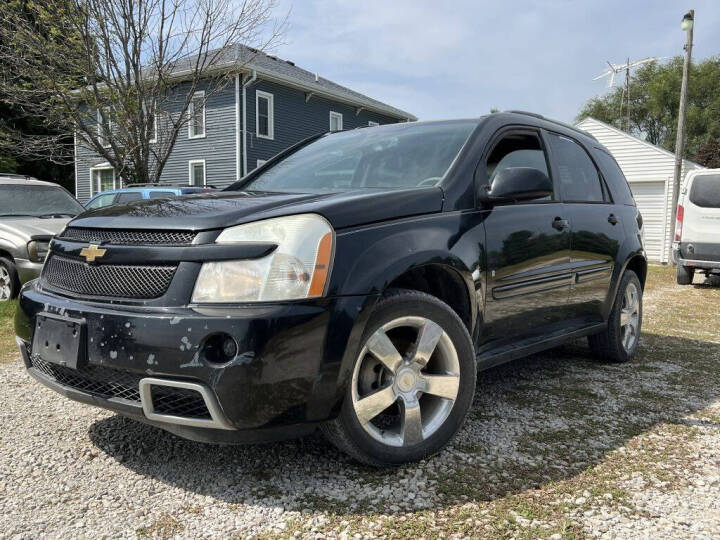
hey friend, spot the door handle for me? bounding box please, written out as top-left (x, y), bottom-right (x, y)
top-left (552, 217), bottom-right (569, 231)
top-left (608, 214), bottom-right (619, 225)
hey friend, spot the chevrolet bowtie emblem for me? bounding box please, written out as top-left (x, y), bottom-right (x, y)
top-left (80, 244), bottom-right (107, 263)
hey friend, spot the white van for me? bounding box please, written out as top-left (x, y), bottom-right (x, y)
top-left (674, 169), bottom-right (720, 284)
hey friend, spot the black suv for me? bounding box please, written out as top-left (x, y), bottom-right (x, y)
top-left (15, 112), bottom-right (646, 466)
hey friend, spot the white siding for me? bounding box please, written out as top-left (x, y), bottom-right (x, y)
top-left (576, 118), bottom-right (704, 262)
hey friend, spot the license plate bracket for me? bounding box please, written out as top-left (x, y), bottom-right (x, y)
top-left (31, 312), bottom-right (86, 370)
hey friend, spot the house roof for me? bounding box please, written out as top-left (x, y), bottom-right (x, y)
top-left (177, 44), bottom-right (417, 121)
top-left (576, 117), bottom-right (703, 169)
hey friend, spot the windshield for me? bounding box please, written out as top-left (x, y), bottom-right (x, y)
top-left (0, 184), bottom-right (84, 217)
top-left (234, 121), bottom-right (478, 193)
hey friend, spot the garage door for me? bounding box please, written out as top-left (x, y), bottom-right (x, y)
top-left (630, 180), bottom-right (668, 262)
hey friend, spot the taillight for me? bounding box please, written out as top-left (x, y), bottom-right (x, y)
top-left (674, 204), bottom-right (684, 241)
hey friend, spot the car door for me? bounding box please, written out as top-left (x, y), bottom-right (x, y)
top-left (480, 129), bottom-right (572, 347)
top-left (544, 132), bottom-right (624, 325)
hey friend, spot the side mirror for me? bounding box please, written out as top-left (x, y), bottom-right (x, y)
top-left (486, 167), bottom-right (553, 203)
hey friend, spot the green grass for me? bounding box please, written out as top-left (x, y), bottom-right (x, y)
top-left (0, 300), bottom-right (17, 364)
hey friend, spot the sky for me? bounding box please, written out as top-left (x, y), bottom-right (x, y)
top-left (266, 1), bottom-right (720, 123)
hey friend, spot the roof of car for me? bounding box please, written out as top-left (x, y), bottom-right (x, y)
top-left (91, 186), bottom-right (191, 195)
top-left (0, 175), bottom-right (65, 187)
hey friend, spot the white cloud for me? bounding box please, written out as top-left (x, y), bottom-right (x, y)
top-left (270, 0), bottom-right (720, 122)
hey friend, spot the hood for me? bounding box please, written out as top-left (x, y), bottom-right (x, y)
top-left (69, 187), bottom-right (444, 231)
top-left (0, 217), bottom-right (71, 242)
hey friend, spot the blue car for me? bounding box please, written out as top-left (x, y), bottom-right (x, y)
top-left (84, 184), bottom-right (214, 209)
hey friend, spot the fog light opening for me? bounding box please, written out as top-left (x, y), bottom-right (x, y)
top-left (202, 333), bottom-right (238, 364)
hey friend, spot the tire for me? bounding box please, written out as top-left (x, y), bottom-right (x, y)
top-left (676, 264), bottom-right (694, 285)
top-left (0, 257), bottom-right (20, 302)
top-left (321, 289), bottom-right (476, 467)
top-left (588, 270), bottom-right (642, 363)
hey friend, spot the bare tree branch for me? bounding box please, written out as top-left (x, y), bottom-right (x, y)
top-left (0, 0), bottom-right (286, 184)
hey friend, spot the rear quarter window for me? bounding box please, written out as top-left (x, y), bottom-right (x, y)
top-left (592, 148), bottom-right (635, 206)
top-left (689, 174), bottom-right (720, 208)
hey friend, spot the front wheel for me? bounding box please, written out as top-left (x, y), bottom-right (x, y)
top-left (321, 289), bottom-right (476, 466)
top-left (588, 270), bottom-right (642, 363)
top-left (0, 258), bottom-right (20, 302)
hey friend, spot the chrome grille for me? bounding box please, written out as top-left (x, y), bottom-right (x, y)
top-left (61, 227), bottom-right (196, 245)
top-left (41, 255), bottom-right (176, 299)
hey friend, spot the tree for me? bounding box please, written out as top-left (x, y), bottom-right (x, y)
top-left (577, 56), bottom-right (720, 167)
top-left (0, 0), bottom-right (284, 184)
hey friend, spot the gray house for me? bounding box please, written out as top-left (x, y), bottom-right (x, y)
top-left (74, 45), bottom-right (416, 201)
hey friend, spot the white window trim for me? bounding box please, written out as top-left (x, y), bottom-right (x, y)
top-left (145, 102), bottom-right (158, 144)
top-left (256, 159), bottom-right (267, 168)
top-left (188, 91), bottom-right (206, 139)
top-left (368, 120), bottom-right (380, 127)
top-left (149, 113), bottom-right (158, 143)
top-left (255, 90), bottom-right (274, 140)
top-left (97, 108), bottom-right (112, 148)
top-left (329, 111), bottom-right (343, 131)
top-left (188, 159), bottom-right (206, 186)
top-left (89, 163), bottom-right (116, 195)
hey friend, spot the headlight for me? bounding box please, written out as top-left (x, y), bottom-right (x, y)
top-left (192, 214), bottom-right (334, 303)
top-left (27, 240), bottom-right (50, 263)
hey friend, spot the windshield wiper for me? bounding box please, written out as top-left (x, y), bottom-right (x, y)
top-left (37, 213), bottom-right (77, 218)
top-left (0, 213), bottom-right (36, 217)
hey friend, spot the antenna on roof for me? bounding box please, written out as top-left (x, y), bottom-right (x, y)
top-left (593, 57), bottom-right (661, 132)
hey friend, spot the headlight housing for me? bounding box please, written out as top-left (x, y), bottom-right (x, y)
top-left (192, 214), bottom-right (334, 303)
top-left (27, 240), bottom-right (50, 263)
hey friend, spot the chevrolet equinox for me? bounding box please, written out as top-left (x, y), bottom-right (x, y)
top-left (15, 112), bottom-right (647, 466)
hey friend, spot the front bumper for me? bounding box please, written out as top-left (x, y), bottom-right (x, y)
top-left (15, 258), bottom-right (43, 284)
top-left (15, 283), bottom-right (376, 443)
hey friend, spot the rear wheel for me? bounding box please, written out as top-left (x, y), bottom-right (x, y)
top-left (0, 258), bottom-right (20, 302)
top-left (676, 264), bottom-right (694, 285)
top-left (321, 289), bottom-right (476, 466)
top-left (588, 270), bottom-right (642, 363)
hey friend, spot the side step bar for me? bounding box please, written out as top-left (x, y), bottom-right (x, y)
top-left (139, 378), bottom-right (235, 430)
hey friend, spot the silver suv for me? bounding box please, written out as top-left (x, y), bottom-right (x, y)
top-left (0, 175), bottom-right (84, 301)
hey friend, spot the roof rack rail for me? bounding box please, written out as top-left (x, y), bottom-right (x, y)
top-left (0, 173), bottom-right (38, 181)
top-left (125, 182), bottom-right (186, 187)
top-left (503, 110), bottom-right (597, 141)
top-left (505, 110), bottom-right (545, 119)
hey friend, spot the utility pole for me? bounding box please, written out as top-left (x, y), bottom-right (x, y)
top-left (626, 57), bottom-right (631, 132)
top-left (670, 10), bottom-right (694, 263)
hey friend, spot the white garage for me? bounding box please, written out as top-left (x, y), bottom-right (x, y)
top-left (576, 117), bottom-right (704, 262)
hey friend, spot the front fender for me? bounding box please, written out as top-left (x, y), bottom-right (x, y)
top-left (319, 211), bottom-right (487, 416)
top-left (329, 211), bottom-right (486, 298)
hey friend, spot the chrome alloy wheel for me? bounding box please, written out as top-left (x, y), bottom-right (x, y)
top-left (620, 282), bottom-right (640, 351)
top-left (351, 316), bottom-right (460, 447)
top-left (0, 266), bottom-right (11, 301)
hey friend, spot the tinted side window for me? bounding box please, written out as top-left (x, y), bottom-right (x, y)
top-left (115, 192), bottom-right (143, 203)
top-left (85, 194), bottom-right (116, 209)
top-left (547, 133), bottom-right (604, 202)
top-left (592, 148), bottom-right (634, 205)
top-left (486, 132), bottom-right (551, 200)
top-left (689, 174), bottom-right (720, 208)
top-left (149, 191), bottom-right (177, 199)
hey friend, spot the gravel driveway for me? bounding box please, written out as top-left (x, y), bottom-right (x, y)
top-left (1, 266), bottom-right (719, 539)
